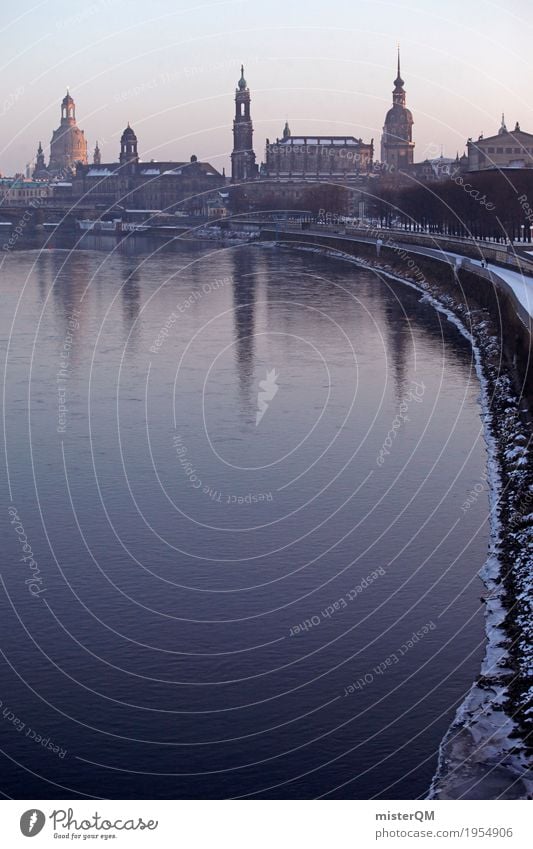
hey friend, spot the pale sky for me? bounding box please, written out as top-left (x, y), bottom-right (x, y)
top-left (1, 0), bottom-right (532, 175)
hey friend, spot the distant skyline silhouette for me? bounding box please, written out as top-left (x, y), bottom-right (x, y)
top-left (1, 0), bottom-right (532, 175)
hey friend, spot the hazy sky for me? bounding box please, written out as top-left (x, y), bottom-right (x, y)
top-left (1, 0), bottom-right (532, 175)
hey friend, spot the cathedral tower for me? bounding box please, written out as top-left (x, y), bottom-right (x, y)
top-left (33, 141), bottom-right (47, 177)
top-left (231, 65), bottom-right (258, 182)
top-left (119, 124), bottom-right (139, 169)
top-left (48, 90), bottom-right (88, 175)
top-left (381, 49), bottom-right (414, 170)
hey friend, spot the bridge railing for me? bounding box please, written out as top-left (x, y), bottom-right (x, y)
top-left (252, 219), bottom-right (533, 277)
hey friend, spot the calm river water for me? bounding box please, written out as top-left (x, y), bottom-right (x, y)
top-left (0, 238), bottom-right (489, 798)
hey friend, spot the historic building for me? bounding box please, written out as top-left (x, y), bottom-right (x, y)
top-left (72, 125), bottom-right (225, 213)
top-left (230, 65), bottom-right (373, 185)
top-left (231, 66), bottom-right (258, 182)
top-left (263, 125), bottom-right (374, 180)
top-left (466, 116), bottom-right (533, 171)
top-left (388, 152), bottom-right (466, 184)
top-left (34, 91), bottom-right (88, 178)
top-left (380, 49), bottom-right (414, 170)
top-left (0, 177), bottom-right (52, 205)
top-left (227, 65), bottom-right (373, 215)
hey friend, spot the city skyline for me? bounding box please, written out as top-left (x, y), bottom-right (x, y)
top-left (1, 0), bottom-right (532, 176)
top-left (1, 0), bottom-right (533, 816)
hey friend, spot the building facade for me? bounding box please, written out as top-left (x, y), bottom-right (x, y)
top-left (380, 50), bottom-right (414, 170)
top-left (263, 125), bottom-right (374, 180)
top-left (0, 177), bottom-right (52, 205)
top-left (467, 116), bottom-right (533, 171)
top-left (72, 125), bottom-right (225, 213)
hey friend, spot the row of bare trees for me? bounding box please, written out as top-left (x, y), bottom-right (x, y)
top-left (366, 171), bottom-right (533, 242)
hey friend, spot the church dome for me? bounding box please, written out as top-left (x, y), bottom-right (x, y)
top-left (49, 91), bottom-right (87, 173)
top-left (121, 124), bottom-right (137, 143)
top-left (385, 103), bottom-right (413, 126)
top-left (119, 123), bottom-right (139, 165)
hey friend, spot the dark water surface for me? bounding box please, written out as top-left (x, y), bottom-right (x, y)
top-left (0, 240), bottom-right (489, 799)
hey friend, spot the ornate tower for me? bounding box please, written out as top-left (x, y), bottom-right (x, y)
top-left (36, 142), bottom-right (45, 170)
top-left (48, 90), bottom-right (88, 175)
top-left (119, 124), bottom-right (139, 168)
top-left (231, 65), bottom-right (257, 183)
top-left (62, 91), bottom-right (76, 123)
top-left (283, 121), bottom-right (291, 140)
top-left (93, 141), bottom-right (101, 165)
top-left (33, 141), bottom-right (47, 177)
top-left (381, 48), bottom-right (414, 170)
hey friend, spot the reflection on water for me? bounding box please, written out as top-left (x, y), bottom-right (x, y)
top-left (232, 247), bottom-right (257, 413)
top-left (0, 241), bottom-right (489, 799)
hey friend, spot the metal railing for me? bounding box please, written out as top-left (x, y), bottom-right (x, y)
top-left (251, 218), bottom-right (533, 276)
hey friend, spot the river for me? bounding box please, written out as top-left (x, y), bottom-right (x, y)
top-left (0, 239), bottom-right (490, 798)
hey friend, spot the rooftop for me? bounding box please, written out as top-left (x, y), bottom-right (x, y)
top-left (276, 136), bottom-right (367, 146)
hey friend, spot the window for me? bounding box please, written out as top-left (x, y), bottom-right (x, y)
top-left (488, 147), bottom-right (494, 153)
top-left (496, 148), bottom-right (503, 153)
top-left (505, 148), bottom-right (513, 154)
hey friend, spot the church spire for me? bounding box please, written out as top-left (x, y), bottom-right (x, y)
top-left (381, 47), bottom-right (414, 170)
top-left (395, 44), bottom-right (404, 87)
top-left (34, 140), bottom-right (46, 176)
top-left (392, 47), bottom-right (406, 106)
top-left (231, 64), bottom-right (257, 182)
